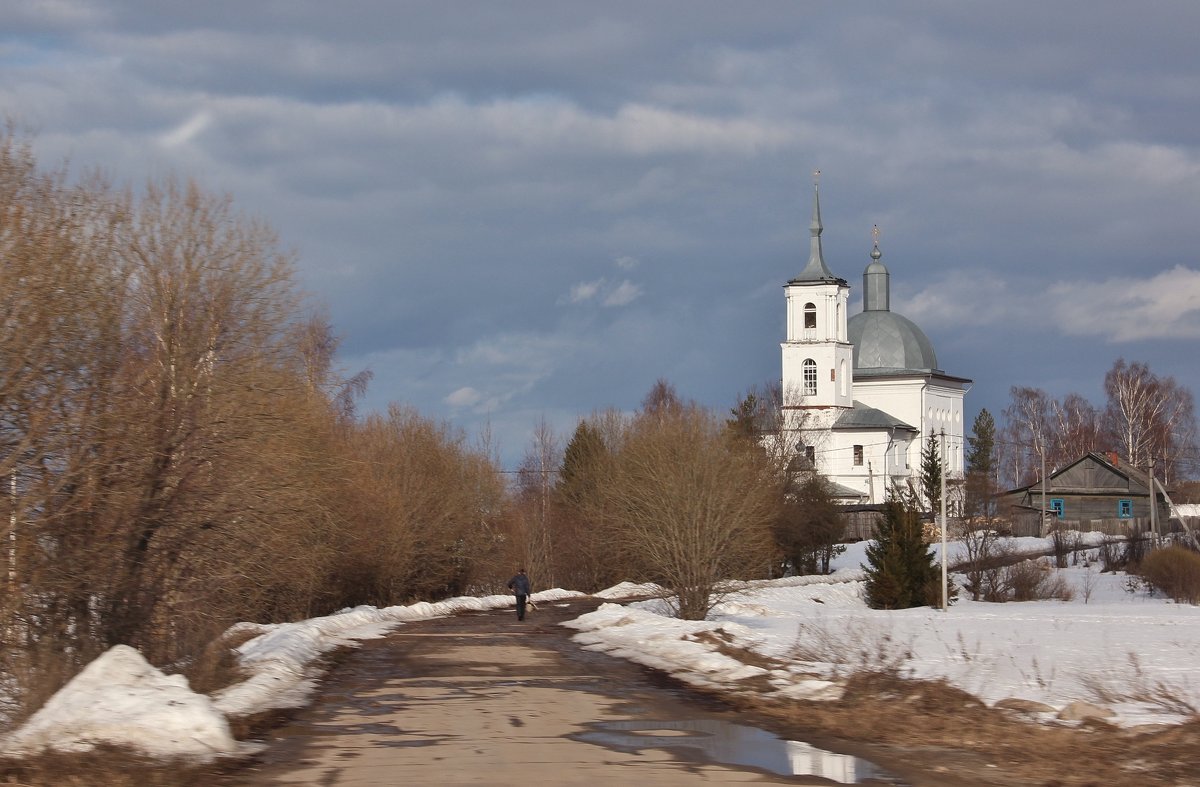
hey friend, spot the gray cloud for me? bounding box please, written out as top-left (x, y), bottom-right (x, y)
top-left (7, 1), bottom-right (1200, 465)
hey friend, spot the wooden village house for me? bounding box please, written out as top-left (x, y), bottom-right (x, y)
top-left (997, 452), bottom-right (1170, 537)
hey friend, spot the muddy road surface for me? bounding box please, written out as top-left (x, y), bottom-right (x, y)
top-left (226, 598), bottom-right (908, 786)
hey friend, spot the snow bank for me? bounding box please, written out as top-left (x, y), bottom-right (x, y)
top-left (566, 581), bottom-right (847, 702)
top-left (1, 645), bottom-right (247, 761)
top-left (215, 589), bottom-right (583, 715)
top-left (567, 562), bottom-right (1200, 728)
top-left (593, 581), bottom-right (664, 599)
top-left (2, 587), bottom-right (585, 760)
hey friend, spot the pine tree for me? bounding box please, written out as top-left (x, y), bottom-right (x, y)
top-left (920, 430), bottom-right (942, 512)
top-left (863, 500), bottom-right (949, 609)
top-left (965, 409), bottom-right (997, 519)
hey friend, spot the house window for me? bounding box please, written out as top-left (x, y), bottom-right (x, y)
top-left (803, 302), bottom-right (817, 329)
top-left (802, 359), bottom-right (817, 396)
top-left (805, 446), bottom-right (815, 463)
top-left (853, 445), bottom-right (863, 466)
top-left (1118, 499), bottom-right (1133, 519)
top-left (1049, 498), bottom-right (1064, 519)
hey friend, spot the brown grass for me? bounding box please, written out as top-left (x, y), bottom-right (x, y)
top-left (180, 629), bottom-right (261, 696)
top-left (0, 746), bottom-right (233, 786)
top-left (727, 674), bottom-right (1200, 787)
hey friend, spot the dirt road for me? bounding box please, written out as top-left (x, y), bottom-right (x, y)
top-left (228, 598), bottom-right (904, 786)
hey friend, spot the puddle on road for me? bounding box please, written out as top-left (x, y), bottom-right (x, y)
top-left (574, 719), bottom-right (906, 784)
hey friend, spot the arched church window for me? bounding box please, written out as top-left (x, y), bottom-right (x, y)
top-left (802, 359), bottom-right (817, 396)
top-left (803, 302), bottom-right (817, 329)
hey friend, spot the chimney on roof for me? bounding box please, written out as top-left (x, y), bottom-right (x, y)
top-left (1106, 451), bottom-right (1119, 466)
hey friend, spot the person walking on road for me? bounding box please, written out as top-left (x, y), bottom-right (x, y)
top-left (507, 568), bottom-right (531, 621)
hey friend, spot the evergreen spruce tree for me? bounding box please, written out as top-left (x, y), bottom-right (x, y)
top-left (557, 421), bottom-right (605, 506)
top-left (965, 409), bottom-right (997, 519)
top-left (919, 431), bottom-right (942, 512)
top-left (863, 499), bottom-right (950, 609)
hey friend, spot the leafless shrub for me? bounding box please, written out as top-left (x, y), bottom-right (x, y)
top-left (587, 399), bottom-right (781, 620)
top-left (1080, 566), bottom-right (1098, 604)
top-left (955, 523), bottom-right (1000, 601)
top-left (790, 618), bottom-right (915, 679)
top-left (1098, 537), bottom-right (1124, 572)
top-left (1137, 545), bottom-right (1200, 605)
top-left (955, 534), bottom-right (1022, 602)
top-left (323, 405), bottom-right (505, 609)
top-left (1081, 652), bottom-right (1198, 717)
top-left (1050, 529), bottom-right (1081, 568)
top-left (1124, 531), bottom-right (1149, 567)
top-left (1006, 560), bottom-right (1045, 601)
top-left (1002, 559), bottom-right (1074, 602)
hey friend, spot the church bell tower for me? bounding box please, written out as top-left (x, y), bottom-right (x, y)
top-left (780, 174), bottom-right (854, 414)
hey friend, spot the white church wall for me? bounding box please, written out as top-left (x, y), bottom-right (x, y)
top-left (923, 383), bottom-right (966, 475)
top-left (852, 377), bottom-right (966, 477)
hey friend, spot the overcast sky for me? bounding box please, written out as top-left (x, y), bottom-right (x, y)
top-left (6, 1), bottom-right (1200, 466)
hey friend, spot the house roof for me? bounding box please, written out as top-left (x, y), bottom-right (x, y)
top-left (832, 400), bottom-right (917, 432)
top-left (851, 367), bottom-right (974, 386)
top-left (825, 479), bottom-right (869, 502)
top-left (999, 451), bottom-right (1147, 497)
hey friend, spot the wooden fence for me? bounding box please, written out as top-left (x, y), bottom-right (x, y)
top-left (1005, 513), bottom-right (1196, 539)
top-left (839, 508), bottom-right (1200, 542)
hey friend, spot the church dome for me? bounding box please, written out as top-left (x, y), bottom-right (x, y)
top-left (847, 310), bottom-right (938, 371)
top-left (849, 232), bottom-right (937, 370)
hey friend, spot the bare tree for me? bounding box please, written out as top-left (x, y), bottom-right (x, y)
top-left (1105, 359), bottom-right (1166, 469)
top-left (512, 417), bottom-right (562, 588)
top-left (325, 406), bottom-right (505, 609)
top-left (1103, 359), bottom-right (1196, 485)
top-left (1048, 393), bottom-right (1103, 468)
top-left (590, 402), bottom-right (780, 620)
top-left (1001, 386), bottom-right (1053, 488)
top-left (641, 377), bottom-right (684, 419)
top-left (0, 134), bottom-right (377, 705)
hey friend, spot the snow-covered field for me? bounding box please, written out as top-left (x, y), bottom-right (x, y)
top-left (570, 540), bottom-right (1200, 728)
top-left (2, 534), bottom-right (1198, 763)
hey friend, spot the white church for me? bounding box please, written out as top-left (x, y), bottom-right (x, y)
top-left (778, 181), bottom-right (970, 504)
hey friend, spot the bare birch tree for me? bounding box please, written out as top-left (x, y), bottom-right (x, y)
top-left (1000, 386), bottom-right (1054, 487)
top-left (1103, 359), bottom-right (1196, 484)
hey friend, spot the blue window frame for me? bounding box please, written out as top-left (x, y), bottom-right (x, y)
top-left (1049, 498), bottom-right (1064, 518)
top-left (1118, 499), bottom-right (1133, 519)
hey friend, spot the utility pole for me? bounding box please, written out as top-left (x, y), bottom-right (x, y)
top-left (1040, 449), bottom-right (1048, 537)
top-left (940, 427), bottom-right (947, 612)
top-left (1148, 457), bottom-right (1158, 548)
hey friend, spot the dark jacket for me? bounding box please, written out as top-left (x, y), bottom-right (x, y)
top-left (507, 573), bottom-right (531, 596)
